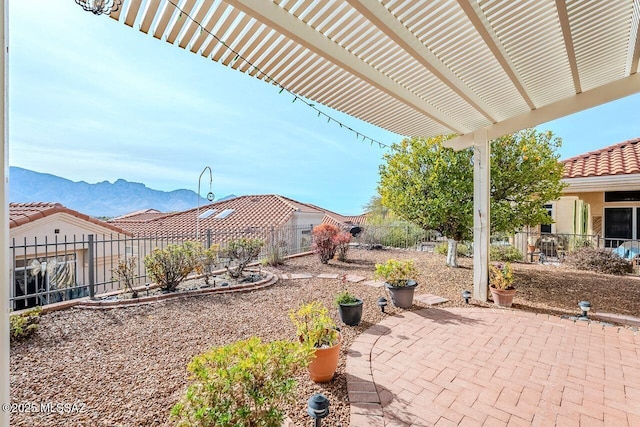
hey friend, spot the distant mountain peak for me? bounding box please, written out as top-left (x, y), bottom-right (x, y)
top-left (8, 167), bottom-right (235, 218)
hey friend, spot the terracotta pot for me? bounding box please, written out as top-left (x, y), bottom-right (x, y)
top-left (308, 334), bottom-right (342, 383)
top-left (490, 287), bottom-right (516, 308)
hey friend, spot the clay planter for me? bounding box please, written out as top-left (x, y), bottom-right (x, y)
top-left (338, 299), bottom-right (363, 326)
top-left (490, 286), bottom-right (516, 308)
top-left (385, 280), bottom-right (418, 308)
top-left (308, 334), bottom-right (342, 383)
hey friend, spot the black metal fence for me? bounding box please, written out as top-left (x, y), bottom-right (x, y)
top-left (11, 224), bottom-right (639, 310)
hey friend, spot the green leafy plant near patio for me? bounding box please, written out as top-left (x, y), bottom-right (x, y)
top-left (171, 337), bottom-right (312, 427)
top-left (374, 259), bottom-right (418, 287)
top-left (143, 241), bottom-right (202, 292)
top-left (435, 242), bottom-right (470, 257)
top-left (10, 307), bottom-right (42, 342)
top-left (223, 238), bottom-right (264, 279)
top-left (564, 247), bottom-right (633, 275)
top-left (334, 289), bottom-right (358, 306)
top-left (289, 301), bottom-right (339, 348)
top-left (112, 256), bottom-right (139, 298)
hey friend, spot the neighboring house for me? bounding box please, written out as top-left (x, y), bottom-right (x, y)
top-left (110, 194), bottom-right (365, 252)
top-left (534, 138), bottom-right (640, 248)
top-left (10, 202), bottom-right (131, 310)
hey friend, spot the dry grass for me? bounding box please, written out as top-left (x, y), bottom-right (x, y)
top-left (9, 248), bottom-right (640, 426)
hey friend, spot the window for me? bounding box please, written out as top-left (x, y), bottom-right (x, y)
top-left (605, 191), bottom-right (640, 202)
top-left (13, 254), bottom-right (78, 310)
top-left (604, 207), bottom-right (637, 248)
top-left (214, 209), bottom-right (234, 219)
top-left (540, 204), bottom-right (553, 234)
top-left (198, 209), bottom-right (217, 219)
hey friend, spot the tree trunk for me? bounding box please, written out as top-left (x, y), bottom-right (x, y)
top-left (446, 239), bottom-right (459, 267)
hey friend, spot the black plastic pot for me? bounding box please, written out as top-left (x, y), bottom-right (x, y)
top-left (338, 299), bottom-right (363, 326)
top-left (385, 280), bottom-right (418, 308)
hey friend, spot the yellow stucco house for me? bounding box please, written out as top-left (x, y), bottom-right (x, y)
top-left (544, 138), bottom-right (640, 249)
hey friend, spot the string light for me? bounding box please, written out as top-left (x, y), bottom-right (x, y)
top-left (165, 0), bottom-right (391, 149)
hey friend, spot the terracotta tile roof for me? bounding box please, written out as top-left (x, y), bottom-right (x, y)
top-left (562, 138), bottom-right (640, 178)
top-left (109, 194), bottom-right (363, 237)
top-left (111, 209), bottom-right (165, 221)
top-left (9, 202), bottom-right (131, 235)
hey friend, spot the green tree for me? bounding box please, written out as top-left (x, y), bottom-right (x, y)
top-left (378, 129), bottom-right (565, 267)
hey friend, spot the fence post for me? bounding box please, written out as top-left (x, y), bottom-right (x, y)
top-left (88, 234), bottom-right (95, 299)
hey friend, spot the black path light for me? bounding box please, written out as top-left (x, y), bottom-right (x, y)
top-left (377, 297), bottom-right (388, 313)
top-left (307, 393), bottom-right (329, 427)
top-left (461, 290), bottom-right (472, 304)
top-left (74, 0), bottom-right (122, 15)
top-left (578, 301), bottom-right (591, 320)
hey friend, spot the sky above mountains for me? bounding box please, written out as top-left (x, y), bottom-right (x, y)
top-left (8, 1), bottom-right (640, 215)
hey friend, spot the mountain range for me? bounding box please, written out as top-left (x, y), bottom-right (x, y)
top-left (9, 167), bottom-right (235, 218)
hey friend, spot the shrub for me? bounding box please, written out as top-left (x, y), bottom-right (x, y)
top-left (490, 245), bottom-right (523, 262)
top-left (112, 256), bottom-right (139, 297)
top-left (223, 238), bottom-right (264, 278)
top-left (171, 337), bottom-right (311, 427)
top-left (435, 242), bottom-right (471, 257)
top-left (334, 231), bottom-right (352, 262)
top-left (489, 262), bottom-right (514, 290)
top-left (144, 241), bottom-right (202, 292)
top-left (263, 230), bottom-right (288, 267)
top-left (199, 244), bottom-right (220, 285)
top-left (289, 301), bottom-right (339, 348)
top-left (374, 259), bottom-right (418, 287)
top-left (564, 247), bottom-right (633, 275)
top-left (10, 307), bottom-right (42, 342)
top-left (311, 224), bottom-right (340, 264)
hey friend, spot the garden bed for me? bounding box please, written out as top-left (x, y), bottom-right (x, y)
top-left (9, 248), bottom-right (640, 426)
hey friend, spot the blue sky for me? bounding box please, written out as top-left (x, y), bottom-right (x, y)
top-left (8, 1), bottom-right (640, 215)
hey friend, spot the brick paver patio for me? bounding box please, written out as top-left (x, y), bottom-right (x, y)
top-left (346, 308), bottom-right (640, 426)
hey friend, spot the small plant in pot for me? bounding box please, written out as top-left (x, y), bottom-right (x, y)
top-left (335, 286), bottom-right (363, 326)
top-left (489, 262), bottom-right (516, 307)
top-left (289, 301), bottom-right (341, 383)
top-left (374, 259), bottom-right (419, 308)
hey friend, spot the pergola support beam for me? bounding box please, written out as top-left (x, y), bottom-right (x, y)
top-left (445, 72), bottom-right (640, 150)
top-left (1, 1), bottom-right (9, 424)
top-left (473, 129), bottom-right (490, 302)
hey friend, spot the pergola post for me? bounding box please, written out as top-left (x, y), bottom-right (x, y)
top-left (1, 0), bottom-right (9, 424)
top-left (473, 129), bottom-right (490, 301)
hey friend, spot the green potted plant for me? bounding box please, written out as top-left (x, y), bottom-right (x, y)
top-left (289, 301), bottom-right (341, 383)
top-left (489, 262), bottom-right (516, 307)
top-left (334, 285), bottom-right (363, 326)
top-left (374, 259), bottom-right (419, 308)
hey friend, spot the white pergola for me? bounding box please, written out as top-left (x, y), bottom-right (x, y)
top-left (3, 0), bottom-right (640, 420)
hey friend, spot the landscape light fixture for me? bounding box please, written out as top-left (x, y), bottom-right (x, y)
top-left (578, 300), bottom-right (591, 320)
top-left (75, 0), bottom-right (122, 15)
top-left (307, 393), bottom-right (329, 427)
top-left (377, 297), bottom-right (388, 313)
top-left (145, 283), bottom-right (150, 297)
top-left (462, 290), bottom-right (472, 304)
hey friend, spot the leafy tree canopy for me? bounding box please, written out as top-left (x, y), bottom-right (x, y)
top-left (378, 129), bottom-right (566, 242)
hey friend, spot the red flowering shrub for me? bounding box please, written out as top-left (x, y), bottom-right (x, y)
top-left (311, 224), bottom-right (340, 264)
top-left (334, 231), bottom-right (352, 262)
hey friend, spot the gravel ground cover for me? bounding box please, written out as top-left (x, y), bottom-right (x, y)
top-left (10, 248), bottom-right (640, 426)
